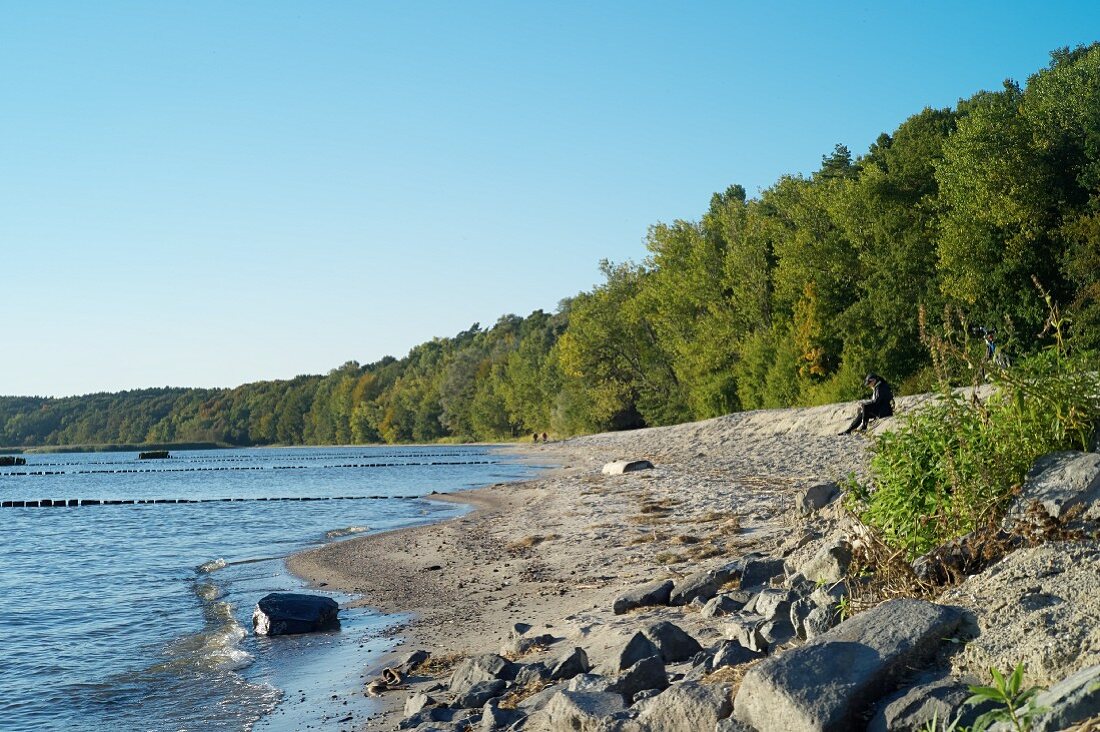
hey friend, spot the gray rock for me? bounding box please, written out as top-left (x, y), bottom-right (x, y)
top-left (1007, 450), bottom-right (1100, 523)
top-left (794, 482), bottom-right (840, 515)
top-left (798, 541), bottom-right (853, 584)
top-left (752, 588), bottom-right (795, 621)
top-left (641, 621), bottom-right (703, 663)
top-left (740, 556), bottom-right (786, 589)
top-left (669, 559), bottom-right (744, 606)
top-left (701, 594), bottom-right (747, 619)
top-left (513, 662), bottom-right (551, 687)
top-left (396, 649), bottom-right (433, 675)
top-left (810, 582), bottom-right (848, 609)
top-left (866, 676), bottom-right (995, 732)
top-left (601, 460), bottom-right (654, 475)
top-left (803, 606), bottom-right (836, 640)
top-left (631, 688), bottom-right (663, 704)
top-left (568, 674), bottom-right (614, 693)
top-left (518, 682), bottom-right (569, 712)
top-left (450, 654), bottom-right (518, 695)
top-left (710, 640), bottom-right (765, 671)
top-left (405, 691), bottom-right (438, 717)
top-left (636, 681), bottom-right (733, 731)
top-left (761, 618), bottom-right (796, 647)
top-left (549, 647), bottom-right (591, 681)
top-left (613, 579), bottom-right (674, 615)
top-left (1025, 663), bottom-right (1100, 732)
top-left (251, 593), bottom-right (340, 636)
top-left (724, 615), bottom-right (768, 654)
top-left (790, 598), bottom-right (814, 640)
top-left (454, 679), bottom-right (508, 709)
top-left (616, 632), bottom-right (661, 671)
top-left (481, 699), bottom-right (524, 731)
top-left (733, 598), bottom-right (964, 732)
top-left (399, 706), bottom-right (458, 730)
top-left (502, 633), bottom-right (556, 657)
top-left (608, 655), bottom-right (669, 703)
top-left (543, 691), bottom-right (626, 730)
top-left (715, 718), bottom-right (755, 732)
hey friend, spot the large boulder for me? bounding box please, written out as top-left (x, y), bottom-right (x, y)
top-left (549, 647), bottom-right (592, 681)
top-left (733, 598), bottom-right (964, 732)
top-left (940, 541), bottom-right (1100, 686)
top-left (1021, 663), bottom-right (1100, 732)
top-left (251, 593), bottom-right (339, 635)
top-left (1006, 451), bottom-right (1100, 524)
top-left (613, 579), bottom-right (674, 615)
top-left (635, 681), bottom-right (733, 731)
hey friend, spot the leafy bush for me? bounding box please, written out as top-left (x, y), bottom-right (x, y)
top-left (848, 299), bottom-right (1100, 559)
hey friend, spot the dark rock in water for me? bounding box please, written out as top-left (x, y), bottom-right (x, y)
top-left (138, 450), bottom-right (170, 460)
top-left (252, 593), bottom-right (339, 635)
top-left (734, 598), bottom-right (964, 732)
top-left (641, 621), bottom-right (703, 663)
top-left (453, 679), bottom-right (508, 709)
top-left (613, 579), bottom-right (674, 615)
top-left (0, 456), bottom-right (26, 466)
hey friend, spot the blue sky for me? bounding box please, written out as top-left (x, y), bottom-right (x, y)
top-left (2, 1), bottom-right (1097, 397)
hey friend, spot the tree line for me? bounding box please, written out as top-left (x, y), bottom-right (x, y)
top-left (3, 45), bottom-right (1100, 449)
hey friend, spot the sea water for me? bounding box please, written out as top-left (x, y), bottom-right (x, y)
top-left (0, 445), bottom-right (538, 732)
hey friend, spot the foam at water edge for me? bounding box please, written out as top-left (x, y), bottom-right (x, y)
top-left (198, 557), bottom-right (228, 573)
top-left (324, 525), bottom-right (370, 539)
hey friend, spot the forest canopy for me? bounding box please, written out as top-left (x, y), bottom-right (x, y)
top-left (4, 45), bottom-right (1100, 448)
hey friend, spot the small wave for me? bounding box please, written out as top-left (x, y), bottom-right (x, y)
top-left (156, 601), bottom-right (254, 673)
top-left (194, 582), bottom-right (222, 602)
top-left (197, 558), bottom-right (227, 573)
top-left (325, 526), bottom-right (369, 539)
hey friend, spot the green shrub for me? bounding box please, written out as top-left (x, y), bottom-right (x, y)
top-left (848, 300), bottom-right (1100, 560)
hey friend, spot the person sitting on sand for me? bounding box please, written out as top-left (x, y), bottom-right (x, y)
top-left (839, 373), bottom-right (894, 434)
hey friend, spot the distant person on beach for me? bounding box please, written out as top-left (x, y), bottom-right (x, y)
top-left (839, 373), bottom-right (894, 434)
top-left (532, 432), bottom-right (540, 443)
top-left (541, 432), bottom-right (548, 443)
top-left (982, 327), bottom-right (1010, 370)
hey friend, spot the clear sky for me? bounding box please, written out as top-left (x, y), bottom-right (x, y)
top-left (2, 1), bottom-right (1097, 398)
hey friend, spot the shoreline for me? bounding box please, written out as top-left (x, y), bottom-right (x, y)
top-left (286, 403), bottom-right (878, 729)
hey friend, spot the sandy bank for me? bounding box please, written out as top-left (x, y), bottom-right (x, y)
top-left (287, 398), bottom-right (887, 728)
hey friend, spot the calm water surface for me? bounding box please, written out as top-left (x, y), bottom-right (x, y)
top-left (0, 445), bottom-right (537, 732)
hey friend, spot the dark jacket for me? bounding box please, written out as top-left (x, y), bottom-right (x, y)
top-left (866, 378), bottom-right (894, 416)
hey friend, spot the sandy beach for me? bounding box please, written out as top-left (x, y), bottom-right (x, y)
top-left (288, 399), bottom-right (878, 729)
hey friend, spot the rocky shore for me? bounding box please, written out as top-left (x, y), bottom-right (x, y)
top-left (288, 396), bottom-right (1100, 731)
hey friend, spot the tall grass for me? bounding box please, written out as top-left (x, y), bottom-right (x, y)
top-left (848, 291), bottom-right (1100, 560)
